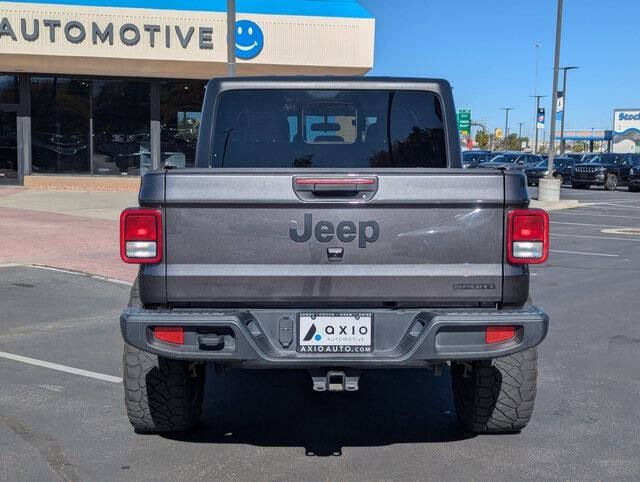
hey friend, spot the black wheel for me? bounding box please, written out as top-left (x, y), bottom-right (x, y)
top-left (555, 174), bottom-right (563, 185)
top-left (451, 348), bottom-right (538, 433)
top-left (122, 277), bottom-right (205, 433)
top-left (604, 173), bottom-right (618, 191)
top-left (123, 343), bottom-right (205, 433)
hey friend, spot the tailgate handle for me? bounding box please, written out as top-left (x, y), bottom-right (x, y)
top-left (293, 177), bottom-right (378, 201)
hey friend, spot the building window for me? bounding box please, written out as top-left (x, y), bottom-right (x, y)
top-left (0, 74), bottom-right (18, 104)
top-left (31, 77), bottom-right (90, 174)
top-left (93, 80), bottom-right (150, 175)
top-left (0, 112), bottom-right (18, 183)
top-left (160, 80), bottom-right (206, 168)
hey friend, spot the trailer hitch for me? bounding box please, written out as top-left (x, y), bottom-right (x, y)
top-left (310, 370), bottom-right (361, 392)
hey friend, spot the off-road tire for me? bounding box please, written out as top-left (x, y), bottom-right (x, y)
top-left (451, 347), bottom-right (538, 433)
top-left (122, 276), bottom-right (205, 433)
top-left (604, 173), bottom-right (618, 191)
top-left (123, 344), bottom-right (205, 433)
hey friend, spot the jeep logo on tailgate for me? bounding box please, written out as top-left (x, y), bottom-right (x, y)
top-left (290, 213), bottom-right (380, 248)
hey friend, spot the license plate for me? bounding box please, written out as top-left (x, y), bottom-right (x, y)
top-left (297, 313), bottom-right (373, 353)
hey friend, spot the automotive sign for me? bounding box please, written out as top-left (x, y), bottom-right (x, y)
top-left (613, 109), bottom-right (640, 153)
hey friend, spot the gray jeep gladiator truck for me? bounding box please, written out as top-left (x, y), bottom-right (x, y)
top-left (119, 77), bottom-right (549, 434)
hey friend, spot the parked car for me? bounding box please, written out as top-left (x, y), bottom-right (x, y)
top-left (562, 153), bottom-right (585, 161)
top-left (524, 156), bottom-right (574, 186)
top-left (622, 154), bottom-right (640, 190)
top-left (118, 76), bottom-right (549, 435)
top-left (483, 152), bottom-right (544, 170)
top-left (461, 150), bottom-right (492, 168)
top-left (572, 153), bottom-right (629, 190)
top-left (579, 153), bottom-right (597, 162)
top-left (553, 157), bottom-right (577, 185)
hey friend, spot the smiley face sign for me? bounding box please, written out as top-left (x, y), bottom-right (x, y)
top-left (235, 20), bottom-right (264, 60)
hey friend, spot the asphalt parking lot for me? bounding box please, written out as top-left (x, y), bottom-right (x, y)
top-left (1, 187), bottom-right (640, 481)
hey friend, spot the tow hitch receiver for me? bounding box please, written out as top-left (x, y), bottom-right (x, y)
top-left (311, 370), bottom-right (361, 392)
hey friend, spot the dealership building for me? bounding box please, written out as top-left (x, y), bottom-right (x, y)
top-left (612, 109), bottom-right (640, 153)
top-left (0, 0), bottom-right (374, 187)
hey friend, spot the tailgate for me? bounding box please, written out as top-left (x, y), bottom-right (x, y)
top-left (163, 170), bottom-right (506, 307)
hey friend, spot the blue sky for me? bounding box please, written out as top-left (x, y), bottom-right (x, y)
top-left (361, 0), bottom-right (638, 139)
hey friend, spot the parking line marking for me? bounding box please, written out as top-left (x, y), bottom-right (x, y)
top-left (577, 205), bottom-right (640, 212)
top-left (0, 351), bottom-right (122, 383)
top-left (552, 233), bottom-right (640, 242)
top-left (595, 202), bottom-right (640, 209)
top-left (550, 249), bottom-right (618, 257)
top-left (551, 221), bottom-right (632, 229)
top-left (25, 264), bottom-right (133, 286)
top-left (551, 211), bottom-right (640, 220)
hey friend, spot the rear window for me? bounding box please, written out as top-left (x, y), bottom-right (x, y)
top-left (210, 89), bottom-right (447, 168)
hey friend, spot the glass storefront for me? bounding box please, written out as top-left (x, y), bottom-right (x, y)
top-left (160, 80), bottom-right (206, 169)
top-left (0, 75), bottom-right (20, 184)
top-left (0, 111), bottom-right (18, 184)
top-left (1, 75), bottom-right (209, 180)
top-left (31, 77), bottom-right (91, 174)
top-left (0, 75), bottom-right (19, 104)
top-left (93, 80), bottom-right (150, 176)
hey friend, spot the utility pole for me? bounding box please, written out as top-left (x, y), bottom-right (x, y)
top-left (531, 95), bottom-right (546, 155)
top-left (558, 66), bottom-right (579, 154)
top-left (518, 122), bottom-right (524, 138)
top-left (501, 108), bottom-right (513, 149)
top-left (226, 0), bottom-right (236, 76)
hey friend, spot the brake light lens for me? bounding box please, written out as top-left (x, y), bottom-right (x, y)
top-left (153, 326), bottom-right (184, 345)
top-left (120, 208), bottom-right (162, 264)
top-left (507, 209), bottom-right (549, 264)
top-left (485, 326), bottom-right (516, 344)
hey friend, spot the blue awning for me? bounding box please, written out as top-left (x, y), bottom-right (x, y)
top-left (555, 130), bottom-right (613, 141)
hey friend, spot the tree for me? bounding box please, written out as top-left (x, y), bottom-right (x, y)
top-left (503, 133), bottom-right (527, 151)
top-left (571, 141), bottom-right (587, 153)
top-left (475, 130), bottom-right (489, 149)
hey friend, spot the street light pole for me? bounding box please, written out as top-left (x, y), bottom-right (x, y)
top-left (531, 95), bottom-right (546, 155)
top-left (226, 0), bottom-right (236, 76)
top-left (559, 66), bottom-right (579, 154)
top-left (502, 108), bottom-right (513, 148)
top-left (518, 122), bottom-right (524, 138)
top-left (538, 0), bottom-right (564, 202)
top-left (547, 0), bottom-right (563, 179)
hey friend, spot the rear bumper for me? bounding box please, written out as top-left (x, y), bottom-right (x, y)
top-left (120, 306), bottom-right (549, 368)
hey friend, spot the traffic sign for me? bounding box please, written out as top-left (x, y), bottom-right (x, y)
top-left (457, 109), bottom-right (471, 135)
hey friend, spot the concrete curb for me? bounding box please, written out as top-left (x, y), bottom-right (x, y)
top-left (530, 199), bottom-right (581, 211)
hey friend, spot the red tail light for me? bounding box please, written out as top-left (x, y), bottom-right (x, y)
top-left (153, 326), bottom-right (184, 345)
top-left (507, 208), bottom-right (549, 264)
top-left (485, 326), bottom-right (516, 344)
top-left (120, 208), bottom-right (162, 264)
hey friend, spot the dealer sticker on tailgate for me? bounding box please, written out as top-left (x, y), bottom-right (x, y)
top-left (297, 313), bottom-right (373, 353)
